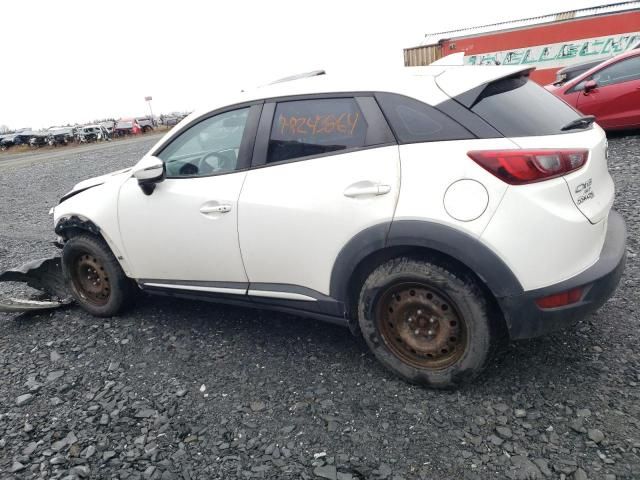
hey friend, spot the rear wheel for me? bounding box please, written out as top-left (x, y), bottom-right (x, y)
top-left (62, 235), bottom-right (137, 317)
top-left (357, 257), bottom-right (494, 388)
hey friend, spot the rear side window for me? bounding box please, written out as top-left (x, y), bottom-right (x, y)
top-left (267, 98), bottom-right (367, 163)
top-left (375, 93), bottom-right (473, 143)
top-left (470, 76), bottom-right (581, 136)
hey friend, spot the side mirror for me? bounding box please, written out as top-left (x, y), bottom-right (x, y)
top-left (132, 156), bottom-right (165, 195)
top-left (583, 80), bottom-right (597, 94)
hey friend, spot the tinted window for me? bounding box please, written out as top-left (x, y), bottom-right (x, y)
top-left (471, 77), bottom-right (581, 136)
top-left (267, 98), bottom-right (367, 163)
top-left (590, 56), bottom-right (640, 87)
top-left (375, 93), bottom-right (473, 143)
top-left (159, 108), bottom-right (249, 177)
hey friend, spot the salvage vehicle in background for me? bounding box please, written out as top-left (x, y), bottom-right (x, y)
top-left (0, 135), bottom-right (13, 151)
top-left (47, 132), bottom-right (69, 147)
top-left (76, 125), bottom-right (109, 143)
top-left (46, 127), bottom-right (74, 146)
top-left (99, 121), bottom-right (115, 136)
top-left (114, 119), bottom-right (142, 136)
top-left (161, 112), bottom-right (188, 127)
top-left (51, 67), bottom-right (625, 387)
top-left (546, 49), bottom-right (640, 130)
top-left (12, 133), bottom-right (33, 146)
top-left (28, 133), bottom-right (48, 148)
top-left (136, 117), bottom-right (154, 133)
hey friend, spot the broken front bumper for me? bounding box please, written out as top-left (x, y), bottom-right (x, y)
top-left (0, 255), bottom-right (72, 313)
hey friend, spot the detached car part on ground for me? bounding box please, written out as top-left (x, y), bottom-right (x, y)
top-left (0, 257), bottom-right (71, 312)
top-left (10, 66), bottom-right (626, 388)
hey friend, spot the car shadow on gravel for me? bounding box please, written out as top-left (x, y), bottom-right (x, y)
top-left (117, 293), bottom-right (607, 390)
top-left (4, 291), bottom-right (608, 393)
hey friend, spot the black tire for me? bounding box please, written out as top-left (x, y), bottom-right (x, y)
top-left (62, 234), bottom-right (137, 317)
top-left (357, 257), bottom-right (494, 388)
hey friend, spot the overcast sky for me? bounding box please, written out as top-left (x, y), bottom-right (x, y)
top-left (0, 0), bottom-right (609, 129)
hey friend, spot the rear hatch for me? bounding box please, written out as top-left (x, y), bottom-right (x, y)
top-left (438, 71), bottom-right (613, 224)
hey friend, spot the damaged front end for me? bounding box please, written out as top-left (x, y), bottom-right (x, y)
top-left (0, 255), bottom-right (72, 313)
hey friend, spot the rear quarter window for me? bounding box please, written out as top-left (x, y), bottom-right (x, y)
top-left (375, 92), bottom-right (473, 144)
top-left (469, 76), bottom-right (581, 137)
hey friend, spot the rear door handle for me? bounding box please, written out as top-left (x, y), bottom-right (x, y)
top-left (200, 204), bottom-right (232, 214)
top-left (344, 182), bottom-right (391, 198)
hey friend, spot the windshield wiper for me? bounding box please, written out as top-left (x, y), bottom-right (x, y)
top-left (561, 115), bottom-right (596, 131)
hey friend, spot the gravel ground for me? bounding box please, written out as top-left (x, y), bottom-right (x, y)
top-left (1, 134), bottom-right (639, 480)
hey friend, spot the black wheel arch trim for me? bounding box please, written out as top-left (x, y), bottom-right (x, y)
top-left (55, 215), bottom-right (102, 239)
top-left (330, 219), bottom-right (524, 306)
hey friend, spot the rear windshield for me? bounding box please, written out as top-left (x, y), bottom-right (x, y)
top-left (469, 76), bottom-right (582, 136)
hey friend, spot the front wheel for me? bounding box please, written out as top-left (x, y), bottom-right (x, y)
top-left (62, 235), bottom-right (137, 317)
top-left (357, 257), bottom-right (494, 388)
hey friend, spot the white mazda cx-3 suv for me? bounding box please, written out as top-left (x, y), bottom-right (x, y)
top-left (52, 67), bottom-right (626, 387)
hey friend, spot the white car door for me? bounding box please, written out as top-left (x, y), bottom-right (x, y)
top-left (238, 96), bottom-right (400, 299)
top-left (118, 104), bottom-right (261, 291)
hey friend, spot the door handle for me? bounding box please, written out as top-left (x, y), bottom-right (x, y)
top-left (343, 182), bottom-right (392, 198)
top-left (200, 204), bottom-right (232, 214)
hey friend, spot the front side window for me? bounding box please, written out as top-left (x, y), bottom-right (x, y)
top-left (572, 56), bottom-right (640, 92)
top-left (159, 108), bottom-right (249, 177)
top-left (591, 56), bottom-right (640, 87)
top-left (267, 98), bottom-right (367, 163)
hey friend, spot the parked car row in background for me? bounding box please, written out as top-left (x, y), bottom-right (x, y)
top-left (0, 113), bottom-right (189, 152)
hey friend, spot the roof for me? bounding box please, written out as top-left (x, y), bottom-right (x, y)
top-left (191, 66), bottom-right (533, 119)
top-left (419, 1), bottom-right (640, 46)
top-left (146, 65), bottom-right (531, 155)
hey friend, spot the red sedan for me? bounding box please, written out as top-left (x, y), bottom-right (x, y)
top-left (546, 49), bottom-right (640, 131)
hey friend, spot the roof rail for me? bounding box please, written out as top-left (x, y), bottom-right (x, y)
top-left (269, 70), bottom-right (326, 85)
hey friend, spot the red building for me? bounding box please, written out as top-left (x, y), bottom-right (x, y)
top-left (404, 2), bottom-right (640, 84)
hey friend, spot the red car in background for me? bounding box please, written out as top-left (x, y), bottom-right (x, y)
top-left (546, 49), bottom-right (640, 131)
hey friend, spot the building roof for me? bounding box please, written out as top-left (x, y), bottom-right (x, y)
top-left (420, 1), bottom-right (640, 46)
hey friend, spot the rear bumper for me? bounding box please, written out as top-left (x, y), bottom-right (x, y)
top-left (500, 210), bottom-right (626, 340)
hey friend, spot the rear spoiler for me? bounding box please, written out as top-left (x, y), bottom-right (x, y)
top-left (435, 66), bottom-right (535, 105)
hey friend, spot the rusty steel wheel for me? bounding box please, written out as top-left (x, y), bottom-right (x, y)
top-left (358, 258), bottom-right (493, 387)
top-left (62, 235), bottom-right (137, 317)
top-left (70, 252), bottom-right (111, 306)
top-left (376, 283), bottom-right (467, 370)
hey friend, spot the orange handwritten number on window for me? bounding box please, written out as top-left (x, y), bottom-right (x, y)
top-left (296, 117), bottom-right (307, 134)
top-left (278, 111), bottom-right (360, 137)
top-left (306, 115), bottom-right (320, 135)
top-left (348, 112), bottom-right (359, 135)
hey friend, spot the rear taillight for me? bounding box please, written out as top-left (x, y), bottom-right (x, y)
top-left (467, 150), bottom-right (587, 185)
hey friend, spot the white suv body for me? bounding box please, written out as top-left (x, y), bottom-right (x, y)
top-left (52, 67), bottom-right (626, 387)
